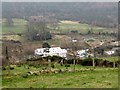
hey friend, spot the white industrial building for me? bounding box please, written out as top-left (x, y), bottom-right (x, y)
top-left (35, 47), bottom-right (67, 58)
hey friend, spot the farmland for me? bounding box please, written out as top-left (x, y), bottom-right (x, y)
top-left (1, 18), bottom-right (119, 89)
top-left (2, 64), bottom-right (118, 88)
top-left (1, 19), bottom-right (117, 34)
top-left (1, 19), bottom-right (27, 34)
top-left (1, 18), bottom-right (117, 46)
top-left (58, 20), bottom-right (116, 34)
top-left (1, 2), bottom-right (119, 89)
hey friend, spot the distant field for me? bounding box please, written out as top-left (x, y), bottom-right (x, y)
top-left (1, 19), bottom-right (116, 34)
top-left (1, 18), bottom-right (27, 34)
top-left (2, 64), bottom-right (118, 88)
top-left (58, 20), bottom-right (115, 34)
top-left (60, 20), bottom-right (79, 24)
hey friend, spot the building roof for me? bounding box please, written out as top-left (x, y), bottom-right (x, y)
top-left (35, 47), bottom-right (67, 54)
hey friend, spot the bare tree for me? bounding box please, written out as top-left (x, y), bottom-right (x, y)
top-left (5, 17), bottom-right (13, 26)
top-left (25, 16), bottom-right (52, 41)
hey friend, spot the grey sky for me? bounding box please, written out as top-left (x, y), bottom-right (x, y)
top-left (1, 0), bottom-right (119, 2)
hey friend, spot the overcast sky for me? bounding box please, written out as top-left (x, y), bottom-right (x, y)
top-left (1, 0), bottom-right (119, 2)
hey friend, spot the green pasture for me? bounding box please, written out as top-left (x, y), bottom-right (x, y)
top-left (57, 22), bottom-right (115, 34)
top-left (1, 18), bottom-right (115, 34)
top-left (2, 64), bottom-right (118, 88)
top-left (1, 18), bottom-right (27, 34)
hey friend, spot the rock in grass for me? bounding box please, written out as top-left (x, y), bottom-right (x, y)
top-left (82, 82), bottom-right (86, 85)
top-left (33, 73), bottom-right (39, 76)
top-left (27, 71), bottom-right (33, 75)
top-left (51, 70), bottom-right (55, 73)
top-left (22, 74), bottom-right (28, 78)
top-left (2, 67), bottom-right (6, 70)
top-left (41, 70), bottom-right (48, 74)
top-left (68, 69), bottom-right (74, 73)
top-left (33, 71), bottom-right (40, 75)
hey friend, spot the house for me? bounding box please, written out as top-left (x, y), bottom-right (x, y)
top-left (77, 50), bottom-right (88, 58)
top-left (104, 46), bottom-right (119, 55)
top-left (105, 50), bottom-right (115, 55)
top-left (76, 49), bottom-right (90, 58)
top-left (35, 47), bottom-right (67, 58)
top-left (76, 49), bottom-right (94, 58)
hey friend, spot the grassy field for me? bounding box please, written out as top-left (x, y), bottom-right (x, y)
top-left (58, 20), bottom-right (116, 34)
top-left (2, 64), bottom-right (118, 88)
top-left (1, 18), bottom-right (116, 43)
top-left (1, 18), bottom-right (116, 45)
top-left (1, 18), bottom-right (27, 34)
top-left (1, 18), bottom-right (118, 88)
top-left (1, 19), bottom-right (116, 34)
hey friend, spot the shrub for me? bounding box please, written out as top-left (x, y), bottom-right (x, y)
top-left (66, 59), bottom-right (74, 64)
top-left (65, 64), bottom-right (70, 67)
top-left (2, 67), bottom-right (6, 70)
top-left (17, 65), bottom-right (21, 67)
top-left (60, 63), bottom-right (63, 66)
top-left (81, 60), bottom-right (92, 66)
top-left (33, 65), bottom-right (40, 68)
top-left (76, 59), bottom-right (83, 64)
top-left (42, 67), bottom-right (47, 70)
top-left (58, 69), bottom-right (62, 73)
top-left (51, 56), bottom-right (63, 62)
top-left (42, 42), bottom-right (51, 48)
top-left (51, 64), bottom-right (55, 68)
top-left (29, 64), bottom-right (33, 67)
top-left (10, 67), bottom-right (14, 70)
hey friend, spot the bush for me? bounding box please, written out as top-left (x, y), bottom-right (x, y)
top-left (33, 65), bottom-right (40, 68)
top-left (42, 42), bottom-right (51, 48)
top-left (29, 64), bottom-right (33, 67)
top-left (51, 64), bottom-right (55, 68)
top-left (2, 67), bottom-right (6, 70)
top-left (81, 60), bottom-right (92, 66)
top-left (76, 59), bottom-right (83, 64)
top-left (42, 67), bottom-right (47, 70)
top-left (60, 63), bottom-right (63, 66)
top-left (9, 65), bottom-right (16, 70)
top-left (65, 64), bottom-right (70, 67)
top-left (17, 65), bottom-right (21, 67)
top-left (10, 67), bottom-right (14, 70)
top-left (66, 59), bottom-right (74, 64)
top-left (51, 56), bottom-right (63, 62)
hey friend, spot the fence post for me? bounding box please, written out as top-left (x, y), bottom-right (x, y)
top-left (6, 46), bottom-right (10, 76)
top-left (113, 58), bottom-right (116, 68)
top-left (93, 48), bottom-right (95, 68)
top-left (48, 59), bottom-right (51, 70)
top-left (73, 59), bottom-right (76, 70)
top-left (92, 58), bottom-right (95, 68)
